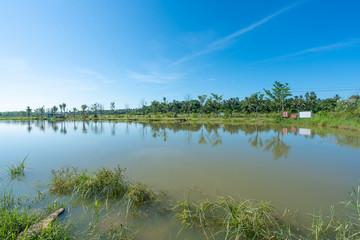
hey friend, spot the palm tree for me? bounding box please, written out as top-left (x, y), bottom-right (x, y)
top-left (198, 95), bottom-right (207, 117)
top-left (51, 105), bottom-right (58, 116)
top-left (81, 105), bottom-right (87, 118)
top-left (210, 93), bottom-right (223, 117)
top-left (59, 104), bottom-right (63, 115)
top-left (72, 107), bottom-right (77, 118)
top-left (39, 106), bottom-right (45, 119)
top-left (62, 103), bottom-right (67, 116)
top-left (26, 106), bottom-right (32, 118)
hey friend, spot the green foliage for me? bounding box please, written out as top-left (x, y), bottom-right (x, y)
top-left (0, 193), bottom-right (72, 239)
top-left (264, 81), bottom-right (292, 114)
top-left (3, 83), bottom-right (360, 120)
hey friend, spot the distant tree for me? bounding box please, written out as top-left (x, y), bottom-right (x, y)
top-left (124, 103), bottom-right (130, 115)
top-left (224, 97), bottom-right (239, 117)
top-left (162, 97), bottom-right (168, 113)
top-left (26, 106), bottom-right (32, 118)
top-left (305, 91), bottom-right (318, 112)
top-left (140, 99), bottom-right (147, 115)
top-left (81, 105), bottom-right (87, 118)
top-left (72, 107), bottom-right (77, 118)
top-left (39, 106), bottom-right (45, 119)
top-left (99, 104), bottom-right (104, 118)
top-left (210, 93), bottom-right (223, 117)
top-left (59, 104), bottom-right (63, 114)
top-left (62, 103), bottom-right (67, 115)
top-left (91, 103), bottom-right (100, 118)
top-left (110, 101), bottom-right (115, 115)
top-left (244, 92), bottom-right (264, 117)
top-left (264, 81), bottom-right (292, 114)
top-left (198, 95), bottom-right (207, 117)
top-left (51, 105), bottom-right (58, 116)
top-left (150, 100), bottom-right (160, 115)
top-left (185, 94), bottom-right (192, 117)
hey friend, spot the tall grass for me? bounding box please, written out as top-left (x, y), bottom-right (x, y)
top-left (172, 196), bottom-right (277, 240)
top-left (5, 154), bottom-right (28, 179)
top-left (0, 192), bottom-right (73, 239)
top-left (172, 187), bottom-right (360, 240)
top-left (49, 165), bottom-right (163, 217)
top-left (50, 165), bottom-right (129, 199)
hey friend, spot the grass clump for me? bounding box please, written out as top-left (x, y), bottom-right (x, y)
top-left (6, 154), bottom-right (28, 179)
top-left (0, 192), bottom-right (72, 239)
top-left (172, 196), bottom-right (276, 240)
top-left (50, 165), bottom-right (129, 199)
top-left (306, 186), bottom-right (360, 240)
top-left (124, 182), bottom-right (157, 216)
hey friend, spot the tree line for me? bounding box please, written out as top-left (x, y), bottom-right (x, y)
top-left (1, 81), bottom-right (359, 118)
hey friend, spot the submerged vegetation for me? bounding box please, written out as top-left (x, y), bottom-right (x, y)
top-left (172, 197), bottom-right (275, 239)
top-left (5, 154), bottom-right (28, 179)
top-left (50, 166), bottom-right (129, 199)
top-left (1, 164), bottom-right (360, 239)
top-left (0, 193), bottom-right (72, 239)
top-left (173, 188), bottom-right (360, 240)
top-left (49, 166), bottom-right (162, 217)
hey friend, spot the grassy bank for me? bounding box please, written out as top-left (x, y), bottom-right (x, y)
top-left (1, 112), bottom-right (359, 132)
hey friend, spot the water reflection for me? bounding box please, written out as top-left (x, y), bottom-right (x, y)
top-left (2, 120), bottom-right (360, 155)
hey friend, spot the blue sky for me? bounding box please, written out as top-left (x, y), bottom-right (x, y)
top-left (0, 0), bottom-right (360, 111)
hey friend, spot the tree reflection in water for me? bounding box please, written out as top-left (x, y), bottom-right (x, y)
top-left (9, 120), bottom-right (360, 151)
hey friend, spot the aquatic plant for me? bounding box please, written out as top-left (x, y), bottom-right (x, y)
top-left (172, 196), bottom-right (276, 240)
top-left (0, 192), bottom-right (73, 239)
top-left (5, 154), bottom-right (28, 179)
top-left (124, 182), bottom-right (157, 216)
top-left (50, 165), bottom-right (129, 199)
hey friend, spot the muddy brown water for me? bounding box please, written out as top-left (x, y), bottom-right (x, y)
top-left (1, 120), bottom-right (360, 238)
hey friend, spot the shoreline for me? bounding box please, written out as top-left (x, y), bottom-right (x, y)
top-left (1, 114), bottom-right (360, 133)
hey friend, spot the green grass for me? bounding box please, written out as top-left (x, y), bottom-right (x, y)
top-left (5, 163), bottom-right (360, 239)
top-left (171, 187), bottom-right (360, 240)
top-left (49, 165), bottom-right (129, 199)
top-left (6, 154), bottom-right (28, 179)
top-left (2, 112), bottom-right (360, 132)
top-left (0, 192), bottom-right (73, 239)
top-left (172, 196), bottom-right (277, 240)
top-left (49, 165), bottom-right (163, 217)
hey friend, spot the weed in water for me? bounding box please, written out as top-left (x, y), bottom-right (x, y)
top-left (124, 182), bottom-right (157, 216)
top-left (0, 192), bottom-right (73, 239)
top-left (172, 196), bottom-right (276, 240)
top-left (5, 154), bottom-right (28, 179)
top-left (49, 165), bottom-right (129, 199)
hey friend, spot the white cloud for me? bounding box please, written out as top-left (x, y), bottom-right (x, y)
top-left (127, 71), bottom-right (182, 84)
top-left (258, 39), bottom-right (360, 63)
top-left (77, 68), bottom-right (104, 79)
top-left (172, 2), bottom-right (300, 66)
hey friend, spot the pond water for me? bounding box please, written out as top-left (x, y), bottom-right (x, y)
top-left (1, 120), bottom-right (360, 237)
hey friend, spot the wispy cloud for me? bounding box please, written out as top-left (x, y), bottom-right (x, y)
top-left (77, 68), bottom-right (104, 79)
top-left (172, 2), bottom-right (300, 66)
top-left (258, 39), bottom-right (360, 63)
top-left (0, 58), bottom-right (30, 77)
top-left (127, 71), bottom-right (182, 84)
